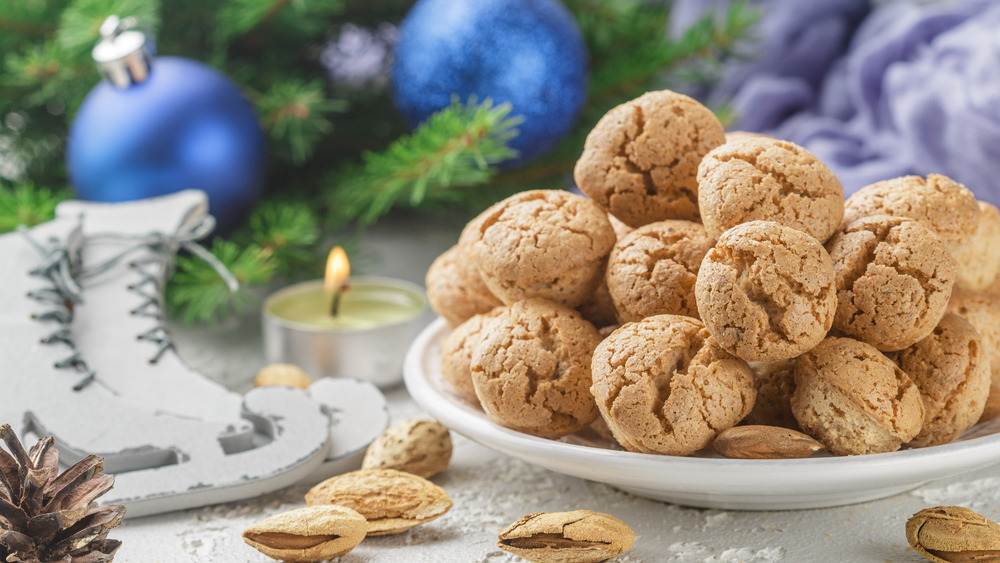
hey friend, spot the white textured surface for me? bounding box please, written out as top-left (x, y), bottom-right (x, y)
top-left (112, 215), bottom-right (999, 562)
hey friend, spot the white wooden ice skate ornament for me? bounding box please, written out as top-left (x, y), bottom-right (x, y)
top-left (0, 192), bottom-right (387, 518)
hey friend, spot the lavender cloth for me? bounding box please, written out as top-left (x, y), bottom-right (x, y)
top-left (673, 1), bottom-right (1000, 206)
top-left (774, 1), bottom-right (1000, 205)
top-left (670, 0), bottom-right (870, 131)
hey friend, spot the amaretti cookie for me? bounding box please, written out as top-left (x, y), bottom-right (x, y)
top-left (744, 359), bottom-right (799, 430)
top-left (471, 299), bottom-right (602, 439)
top-left (574, 90), bottom-right (726, 227)
top-left (590, 315), bottom-right (755, 456)
top-left (426, 245), bottom-right (503, 327)
top-left (697, 138), bottom-right (844, 242)
top-left (843, 174), bottom-right (980, 254)
top-left (954, 202), bottom-right (1000, 292)
top-left (440, 310), bottom-right (501, 404)
top-left (606, 220), bottom-right (715, 322)
top-left (695, 221), bottom-right (837, 362)
top-left (791, 337), bottom-right (924, 455)
top-left (577, 214), bottom-right (634, 327)
top-left (826, 215), bottom-right (956, 351)
top-left (948, 290), bottom-right (1000, 385)
top-left (895, 313), bottom-right (989, 447)
top-left (466, 190), bottom-right (615, 308)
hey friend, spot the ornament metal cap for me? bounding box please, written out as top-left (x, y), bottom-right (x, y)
top-left (92, 15), bottom-right (154, 88)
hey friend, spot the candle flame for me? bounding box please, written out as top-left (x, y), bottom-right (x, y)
top-left (325, 246), bottom-right (350, 294)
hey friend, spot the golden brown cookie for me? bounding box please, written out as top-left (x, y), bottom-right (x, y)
top-left (697, 138), bottom-right (844, 242)
top-left (590, 315), bottom-right (755, 455)
top-left (744, 359), bottom-right (799, 430)
top-left (471, 299), bottom-right (602, 438)
top-left (466, 190), bottom-right (615, 308)
top-left (843, 174), bottom-right (980, 254)
top-left (426, 245), bottom-right (504, 327)
top-left (894, 313), bottom-right (990, 447)
top-left (574, 90), bottom-right (726, 227)
top-left (606, 220), bottom-right (715, 322)
top-left (955, 202), bottom-right (1000, 292)
top-left (440, 310), bottom-right (502, 404)
top-left (826, 215), bottom-right (957, 351)
top-left (791, 337), bottom-right (924, 455)
top-left (576, 280), bottom-right (618, 328)
top-left (948, 290), bottom-right (1000, 385)
top-left (695, 220), bottom-right (837, 362)
top-left (577, 213), bottom-right (635, 327)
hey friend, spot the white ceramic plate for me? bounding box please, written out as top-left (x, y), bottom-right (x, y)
top-left (405, 318), bottom-right (1000, 510)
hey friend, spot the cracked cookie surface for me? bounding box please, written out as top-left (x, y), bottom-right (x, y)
top-left (695, 220), bottom-right (837, 362)
top-left (440, 309), bottom-right (502, 404)
top-left (574, 90), bottom-right (725, 227)
top-left (466, 190), bottom-right (615, 308)
top-left (426, 245), bottom-right (503, 327)
top-left (590, 315), bottom-right (755, 456)
top-left (606, 220), bottom-right (714, 322)
top-left (578, 214), bottom-right (634, 328)
top-left (955, 201), bottom-right (1000, 292)
top-left (791, 337), bottom-right (924, 455)
top-left (894, 312), bottom-right (989, 447)
top-left (948, 290), bottom-right (1000, 385)
top-left (470, 299), bottom-right (602, 439)
top-left (844, 174), bottom-right (980, 254)
top-left (697, 138), bottom-right (844, 242)
top-left (826, 215), bottom-right (956, 351)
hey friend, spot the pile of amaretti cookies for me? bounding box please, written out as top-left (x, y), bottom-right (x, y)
top-left (425, 89), bottom-right (1000, 458)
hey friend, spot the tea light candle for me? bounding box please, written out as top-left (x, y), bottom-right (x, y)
top-left (262, 247), bottom-right (429, 387)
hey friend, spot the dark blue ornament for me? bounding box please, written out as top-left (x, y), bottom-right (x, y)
top-left (392, 0), bottom-right (588, 164)
top-left (68, 46), bottom-right (265, 234)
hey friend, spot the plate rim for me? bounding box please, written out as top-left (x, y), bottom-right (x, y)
top-left (405, 318), bottom-right (1000, 500)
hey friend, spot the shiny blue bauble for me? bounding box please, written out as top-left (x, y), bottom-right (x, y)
top-left (392, 0), bottom-right (588, 164)
top-left (67, 57), bottom-right (266, 234)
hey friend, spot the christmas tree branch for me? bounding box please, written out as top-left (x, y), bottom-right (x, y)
top-left (587, 1), bottom-right (758, 106)
top-left (256, 80), bottom-right (347, 164)
top-left (326, 97), bottom-right (522, 227)
top-left (164, 199), bottom-right (323, 323)
top-left (0, 183), bottom-right (69, 233)
top-left (165, 239), bottom-right (277, 325)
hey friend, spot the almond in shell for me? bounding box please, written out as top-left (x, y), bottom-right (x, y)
top-left (305, 468), bottom-right (452, 535)
top-left (242, 505), bottom-right (366, 562)
top-left (498, 510), bottom-right (635, 563)
top-left (362, 419), bottom-right (452, 478)
top-left (906, 506), bottom-right (1000, 563)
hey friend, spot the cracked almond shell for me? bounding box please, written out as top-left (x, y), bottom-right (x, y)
top-left (498, 510), bottom-right (635, 563)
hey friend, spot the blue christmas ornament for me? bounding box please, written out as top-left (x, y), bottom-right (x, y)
top-left (67, 16), bottom-right (265, 234)
top-left (392, 0), bottom-right (588, 164)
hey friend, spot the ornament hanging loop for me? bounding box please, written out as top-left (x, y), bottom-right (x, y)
top-left (93, 15), bottom-right (155, 88)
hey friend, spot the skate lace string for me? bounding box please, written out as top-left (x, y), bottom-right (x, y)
top-left (19, 227), bottom-right (97, 391)
top-left (79, 215), bottom-right (240, 365)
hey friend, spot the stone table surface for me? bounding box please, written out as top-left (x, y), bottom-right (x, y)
top-left (113, 215), bottom-right (1000, 562)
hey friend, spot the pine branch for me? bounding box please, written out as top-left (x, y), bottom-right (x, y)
top-left (256, 79), bottom-right (347, 164)
top-left (0, 183), bottom-right (69, 233)
top-left (57, 0), bottom-right (161, 55)
top-left (326, 97), bottom-right (522, 227)
top-left (248, 199), bottom-right (321, 274)
top-left (588, 2), bottom-right (759, 105)
top-left (165, 238), bottom-right (277, 325)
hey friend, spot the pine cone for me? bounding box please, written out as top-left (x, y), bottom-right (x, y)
top-left (0, 424), bottom-right (125, 563)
